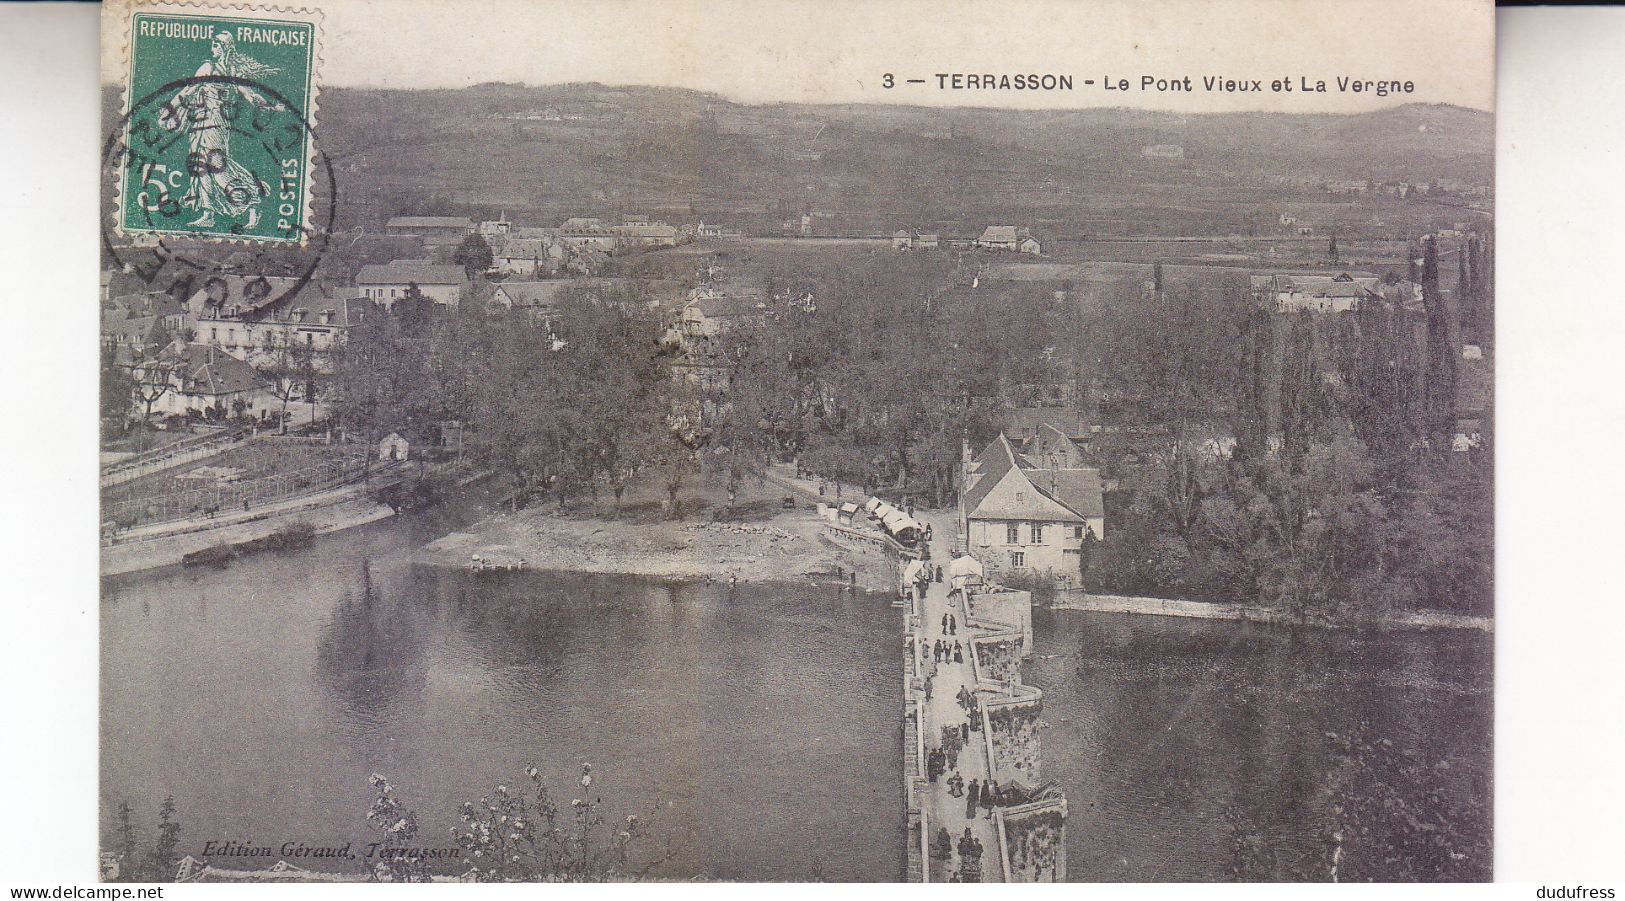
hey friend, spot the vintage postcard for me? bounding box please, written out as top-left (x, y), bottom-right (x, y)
top-left (98, 0), bottom-right (1495, 883)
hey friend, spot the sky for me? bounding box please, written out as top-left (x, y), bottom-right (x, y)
top-left (103, 0), bottom-right (1494, 113)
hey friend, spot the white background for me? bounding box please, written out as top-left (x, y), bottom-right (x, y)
top-left (0, 1), bottom-right (1621, 891)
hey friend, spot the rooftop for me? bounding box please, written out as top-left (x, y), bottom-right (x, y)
top-left (356, 261), bottom-right (466, 287)
top-left (386, 216), bottom-right (473, 230)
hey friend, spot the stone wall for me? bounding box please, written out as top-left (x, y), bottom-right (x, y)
top-left (996, 798), bottom-right (1068, 882)
top-left (966, 586), bottom-right (1033, 654)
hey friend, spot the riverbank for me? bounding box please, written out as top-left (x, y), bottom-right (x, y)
top-left (1049, 590), bottom-right (1493, 632)
top-left (101, 491), bottom-right (397, 577)
top-left (414, 478), bottom-right (898, 589)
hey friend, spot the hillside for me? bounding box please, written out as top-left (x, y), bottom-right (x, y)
top-left (101, 83), bottom-right (1491, 238)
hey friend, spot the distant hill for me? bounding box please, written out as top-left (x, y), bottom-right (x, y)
top-left (101, 83), bottom-right (1491, 238)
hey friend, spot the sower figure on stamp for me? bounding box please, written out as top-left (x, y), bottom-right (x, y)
top-left (173, 33), bottom-right (280, 228)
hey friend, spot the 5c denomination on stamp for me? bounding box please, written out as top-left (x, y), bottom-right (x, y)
top-left (110, 1), bottom-right (322, 244)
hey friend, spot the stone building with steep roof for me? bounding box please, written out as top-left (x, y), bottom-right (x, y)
top-left (960, 433), bottom-right (1105, 588)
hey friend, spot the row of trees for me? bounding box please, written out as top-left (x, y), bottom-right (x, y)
top-left (334, 282), bottom-right (713, 516)
top-left (331, 236), bottom-right (1490, 616)
top-left (1088, 237), bottom-right (1492, 619)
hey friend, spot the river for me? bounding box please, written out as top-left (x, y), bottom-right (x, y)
top-left (101, 504), bottom-right (904, 881)
top-left (101, 504), bottom-right (1490, 881)
top-left (1028, 608), bottom-right (1492, 881)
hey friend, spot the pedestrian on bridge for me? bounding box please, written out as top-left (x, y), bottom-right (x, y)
top-left (949, 613), bottom-right (957, 635)
top-left (953, 641), bottom-right (964, 663)
top-left (981, 780), bottom-right (998, 818)
top-left (965, 778), bottom-right (980, 819)
top-left (941, 612), bottom-right (949, 633)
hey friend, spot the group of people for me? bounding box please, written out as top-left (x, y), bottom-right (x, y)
top-left (929, 826), bottom-right (985, 882)
top-left (932, 638), bottom-right (963, 664)
top-left (940, 612), bottom-right (957, 635)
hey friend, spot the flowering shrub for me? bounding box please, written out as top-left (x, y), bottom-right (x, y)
top-left (1002, 805), bottom-right (1064, 881)
top-left (446, 763), bottom-right (648, 882)
top-left (974, 636), bottom-right (1023, 683)
top-left (986, 701), bottom-right (1042, 782)
top-left (366, 774), bottom-right (429, 882)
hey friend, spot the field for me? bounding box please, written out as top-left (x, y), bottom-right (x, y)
top-left (102, 438), bottom-right (367, 529)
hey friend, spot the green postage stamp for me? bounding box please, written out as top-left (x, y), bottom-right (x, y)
top-left (110, 1), bottom-right (323, 244)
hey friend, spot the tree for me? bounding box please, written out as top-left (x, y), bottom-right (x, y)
top-left (146, 317), bottom-right (174, 352)
top-left (101, 343), bottom-right (138, 439)
top-left (395, 283), bottom-right (436, 337)
top-left (261, 336), bottom-right (318, 433)
top-left (333, 304), bottom-right (435, 447)
top-left (115, 801), bottom-right (140, 881)
top-left (1419, 237), bottom-right (1457, 450)
top-left (1328, 233), bottom-right (1340, 264)
top-left (454, 233), bottom-right (495, 278)
top-left (153, 796), bottom-right (180, 881)
top-left (132, 356), bottom-right (179, 433)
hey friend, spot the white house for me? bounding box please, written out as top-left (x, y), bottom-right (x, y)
top-left (140, 342), bottom-right (278, 419)
top-left (977, 226), bottom-right (1040, 254)
top-left (355, 260), bottom-right (466, 308)
top-left (196, 290), bottom-right (375, 374)
top-left (1250, 273), bottom-right (1381, 313)
top-left (960, 433), bottom-right (1105, 589)
top-left (611, 222), bottom-right (680, 248)
top-left (490, 280), bottom-right (572, 330)
top-left (378, 432), bottom-right (410, 462)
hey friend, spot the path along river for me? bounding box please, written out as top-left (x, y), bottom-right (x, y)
top-left (101, 501), bottom-right (1489, 881)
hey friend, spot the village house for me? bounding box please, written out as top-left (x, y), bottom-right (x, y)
top-left (138, 342), bottom-right (278, 420)
top-left (384, 215), bottom-right (475, 248)
top-left (977, 226), bottom-right (1041, 254)
top-left (186, 274), bottom-right (301, 322)
top-left (490, 237), bottom-right (564, 277)
top-left (1020, 423), bottom-right (1092, 469)
top-left (195, 285), bottom-right (375, 373)
top-left (680, 289), bottom-right (767, 341)
top-left (960, 433), bottom-right (1106, 590)
top-left (892, 229), bottom-right (940, 250)
top-left (355, 260), bottom-right (466, 308)
top-left (1250, 273), bottom-right (1382, 313)
top-left (1003, 407), bottom-right (1093, 445)
top-left (102, 291), bottom-right (188, 357)
top-left (489, 280), bottom-right (572, 330)
top-left (611, 221), bottom-right (680, 248)
top-left (477, 215), bottom-right (511, 239)
top-left (558, 222), bottom-right (618, 252)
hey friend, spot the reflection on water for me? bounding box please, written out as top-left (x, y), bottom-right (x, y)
top-left (1028, 609), bottom-right (1492, 881)
top-left (102, 511), bottom-right (904, 881)
top-left (101, 502), bottom-right (1490, 882)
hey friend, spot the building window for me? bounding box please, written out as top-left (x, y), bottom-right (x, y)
top-left (1074, 525), bottom-right (1084, 539)
top-left (1006, 522), bottom-right (1019, 544)
top-left (210, 327), bottom-right (217, 342)
top-left (1010, 551), bottom-right (1025, 568)
top-left (1031, 521), bottom-right (1044, 544)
